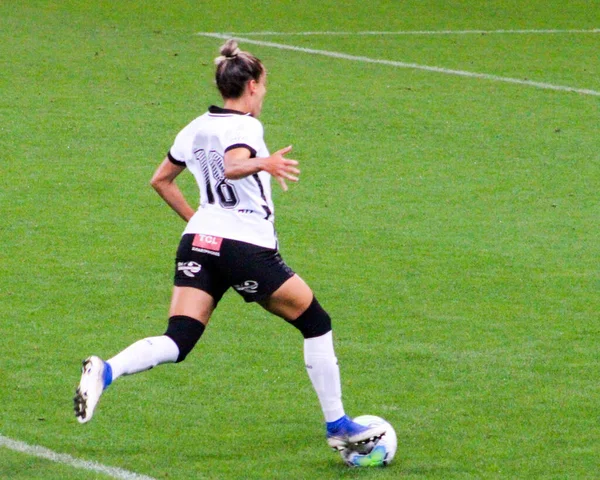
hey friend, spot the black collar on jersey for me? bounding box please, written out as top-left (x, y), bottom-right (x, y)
top-left (208, 105), bottom-right (251, 116)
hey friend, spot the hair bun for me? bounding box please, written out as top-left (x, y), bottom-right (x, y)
top-left (225, 48), bottom-right (241, 59)
top-left (214, 39), bottom-right (241, 65)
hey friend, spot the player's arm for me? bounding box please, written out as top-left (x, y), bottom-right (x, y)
top-left (150, 157), bottom-right (196, 221)
top-left (224, 145), bottom-right (300, 191)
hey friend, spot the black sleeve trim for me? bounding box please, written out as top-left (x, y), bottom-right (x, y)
top-left (225, 143), bottom-right (257, 158)
top-left (167, 151), bottom-right (186, 167)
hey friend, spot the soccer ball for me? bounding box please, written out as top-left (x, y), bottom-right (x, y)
top-left (340, 415), bottom-right (397, 467)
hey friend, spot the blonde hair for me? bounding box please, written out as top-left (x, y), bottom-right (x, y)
top-left (214, 38), bottom-right (241, 65)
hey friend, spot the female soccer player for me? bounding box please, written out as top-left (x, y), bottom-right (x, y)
top-left (74, 39), bottom-right (385, 451)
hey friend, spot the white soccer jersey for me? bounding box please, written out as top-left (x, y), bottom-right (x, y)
top-left (168, 106), bottom-right (276, 248)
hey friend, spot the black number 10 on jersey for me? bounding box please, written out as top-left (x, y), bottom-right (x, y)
top-left (194, 148), bottom-right (239, 208)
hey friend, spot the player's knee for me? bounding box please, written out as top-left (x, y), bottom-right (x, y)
top-left (164, 315), bottom-right (206, 363)
top-left (286, 296), bottom-right (332, 338)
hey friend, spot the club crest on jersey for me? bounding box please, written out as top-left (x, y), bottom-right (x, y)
top-left (177, 261), bottom-right (202, 278)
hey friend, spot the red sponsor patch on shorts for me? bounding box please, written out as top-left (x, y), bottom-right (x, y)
top-left (192, 234), bottom-right (223, 252)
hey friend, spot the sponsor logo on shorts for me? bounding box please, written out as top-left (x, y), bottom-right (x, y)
top-left (233, 280), bottom-right (259, 294)
top-left (193, 234), bottom-right (223, 251)
top-left (177, 261), bottom-right (202, 278)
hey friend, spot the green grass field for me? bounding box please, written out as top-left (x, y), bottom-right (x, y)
top-left (1, 1), bottom-right (599, 479)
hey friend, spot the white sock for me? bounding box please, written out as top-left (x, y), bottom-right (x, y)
top-left (107, 335), bottom-right (179, 381)
top-left (304, 331), bottom-right (345, 422)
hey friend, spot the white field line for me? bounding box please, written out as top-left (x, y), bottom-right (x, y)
top-left (197, 32), bottom-right (600, 97)
top-left (203, 29), bottom-right (600, 36)
top-left (0, 434), bottom-right (157, 480)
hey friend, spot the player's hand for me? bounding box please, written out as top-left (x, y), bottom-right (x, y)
top-left (263, 145), bottom-right (300, 191)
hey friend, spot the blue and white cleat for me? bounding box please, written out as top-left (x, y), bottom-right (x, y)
top-left (74, 356), bottom-right (111, 424)
top-left (326, 415), bottom-right (387, 451)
